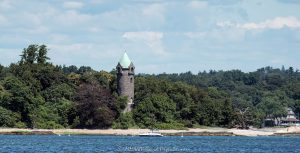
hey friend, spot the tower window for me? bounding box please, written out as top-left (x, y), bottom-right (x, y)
top-left (130, 97), bottom-right (133, 104)
top-left (130, 77), bottom-right (133, 83)
top-left (117, 67), bottom-right (122, 73)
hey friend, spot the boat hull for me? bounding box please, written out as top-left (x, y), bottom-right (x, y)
top-left (138, 133), bottom-right (163, 137)
top-left (138, 135), bottom-right (163, 137)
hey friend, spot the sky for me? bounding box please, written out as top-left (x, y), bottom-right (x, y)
top-left (0, 0), bottom-right (300, 74)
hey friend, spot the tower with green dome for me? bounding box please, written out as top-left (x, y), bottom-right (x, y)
top-left (116, 52), bottom-right (135, 112)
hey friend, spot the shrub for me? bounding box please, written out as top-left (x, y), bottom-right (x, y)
top-left (0, 106), bottom-right (19, 127)
top-left (112, 112), bottom-right (135, 129)
top-left (14, 122), bottom-right (27, 128)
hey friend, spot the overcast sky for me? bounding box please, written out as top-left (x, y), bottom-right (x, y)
top-left (0, 0), bottom-right (300, 74)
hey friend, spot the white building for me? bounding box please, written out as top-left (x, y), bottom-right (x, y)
top-left (279, 108), bottom-right (300, 126)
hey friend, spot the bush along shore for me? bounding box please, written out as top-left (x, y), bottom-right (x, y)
top-left (1, 44), bottom-right (300, 130)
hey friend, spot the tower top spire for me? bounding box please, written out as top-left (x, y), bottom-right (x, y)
top-left (118, 52), bottom-right (132, 68)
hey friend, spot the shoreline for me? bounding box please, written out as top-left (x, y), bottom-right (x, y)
top-left (1, 126), bottom-right (300, 136)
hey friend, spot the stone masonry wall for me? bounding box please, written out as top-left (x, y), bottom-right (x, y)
top-left (117, 69), bottom-right (134, 109)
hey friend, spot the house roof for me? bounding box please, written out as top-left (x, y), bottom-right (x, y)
top-left (282, 118), bottom-right (300, 122)
top-left (287, 108), bottom-right (295, 115)
top-left (118, 52), bottom-right (132, 68)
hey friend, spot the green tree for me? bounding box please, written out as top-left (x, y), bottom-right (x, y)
top-left (37, 44), bottom-right (50, 64)
top-left (20, 44), bottom-right (38, 64)
top-left (1, 76), bottom-right (44, 127)
top-left (257, 95), bottom-right (287, 125)
top-left (112, 112), bottom-right (135, 129)
top-left (20, 44), bottom-right (50, 64)
top-left (133, 94), bottom-right (176, 128)
top-left (0, 106), bottom-right (20, 127)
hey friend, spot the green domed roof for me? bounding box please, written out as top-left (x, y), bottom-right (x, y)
top-left (118, 52), bottom-right (132, 68)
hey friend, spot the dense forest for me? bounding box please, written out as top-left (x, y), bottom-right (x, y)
top-left (0, 44), bottom-right (299, 129)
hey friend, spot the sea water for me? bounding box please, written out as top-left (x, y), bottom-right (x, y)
top-left (0, 135), bottom-right (300, 152)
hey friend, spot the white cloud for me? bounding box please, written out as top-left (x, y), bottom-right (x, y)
top-left (0, 15), bottom-right (8, 25)
top-left (26, 26), bottom-right (49, 34)
top-left (123, 31), bottom-right (163, 41)
top-left (0, 48), bottom-right (20, 65)
top-left (49, 43), bottom-right (92, 55)
top-left (142, 3), bottom-right (165, 22)
top-left (48, 43), bottom-right (94, 65)
top-left (47, 43), bottom-right (121, 68)
top-left (187, 1), bottom-right (207, 9)
top-left (56, 10), bottom-right (92, 26)
top-left (1, 0), bottom-right (299, 73)
top-left (296, 31), bottom-right (300, 41)
top-left (50, 34), bottom-right (70, 43)
top-left (184, 32), bottom-right (206, 38)
top-left (217, 16), bottom-right (300, 30)
top-left (184, 29), bottom-right (245, 43)
top-left (63, 1), bottom-right (84, 9)
top-left (98, 4), bottom-right (165, 31)
top-left (88, 27), bottom-right (102, 33)
top-left (0, 0), bottom-right (13, 10)
top-left (90, 0), bottom-right (106, 4)
top-left (22, 12), bottom-right (43, 25)
top-left (270, 58), bottom-right (285, 64)
top-left (137, 64), bottom-right (161, 73)
top-left (123, 31), bottom-right (166, 56)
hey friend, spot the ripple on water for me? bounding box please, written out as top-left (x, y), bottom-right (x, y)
top-left (0, 135), bottom-right (300, 153)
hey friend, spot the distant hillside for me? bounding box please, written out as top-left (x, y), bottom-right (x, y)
top-left (0, 44), bottom-right (299, 129)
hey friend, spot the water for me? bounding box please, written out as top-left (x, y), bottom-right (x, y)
top-left (0, 135), bottom-right (300, 152)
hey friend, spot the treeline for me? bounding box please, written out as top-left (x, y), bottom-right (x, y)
top-left (155, 67), bottom-right (300, 128)
top-left (0, 44), bottom-right (123, 129)
top-left (0, 44), bottom-right (299, 129)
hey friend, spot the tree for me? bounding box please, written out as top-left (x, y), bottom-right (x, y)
top-left (20, 44), bottom-right (38, 64)
top-left (1, 76), bottom-right (43, 127)
top-left (257, 95), bottom-right (287, 125)
top-left (220, 99), bottom-right (235, 127)
top-left (29, 105), bottom-right (64, 129)
top-left (37, 44), bottom-right (50, 64)
top-left (20, 44), bottom-right (50, 64)
top-left (133, 94), bottom-right (176, 128)
top-left (0, 106), bottom-right (20, 127)
top-left (42, 83), bottom-right (74, 103)
top-left (74, 82), bottom-right (116, 128)
top-left (62, 65), bottom-right (78, 74)
top-left (112, 112), bottom-right (135, 129)
top-left (265, 73), bottom-right (284, 89)
top-left (3, 43), bottom-right (300, 129)
top-left (78, 66), bottom-right (93, 75)
top-left (235, 107), bottom-right (253, 129)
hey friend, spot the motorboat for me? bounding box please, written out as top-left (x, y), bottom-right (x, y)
top-left (138, 130), bottom-right (163, 137)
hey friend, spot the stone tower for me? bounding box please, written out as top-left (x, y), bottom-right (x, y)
top-left (116, 52), bottom-right (134, 112)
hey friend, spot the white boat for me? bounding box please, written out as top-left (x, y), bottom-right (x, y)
top-left (139, 130), bottom-right (163, 137)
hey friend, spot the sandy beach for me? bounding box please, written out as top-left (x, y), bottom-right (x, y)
top-left (1, 126), bottom-right (300, 136)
